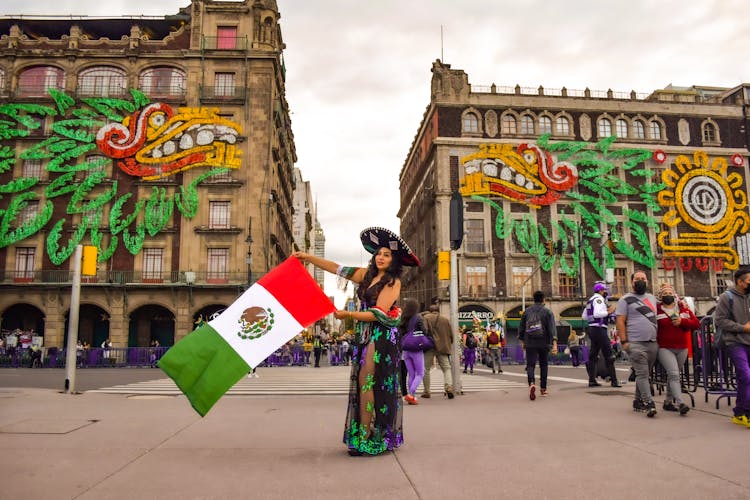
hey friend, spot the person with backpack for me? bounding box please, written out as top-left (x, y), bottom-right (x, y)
top-left (421, 304), bottom-right (455, 399)
top-left (582, 282), bottom-right (621, 387)
top-left (399, 298), bottom-right (428, 405)
top-left (486, 323), bottom-right (503, 373)
top-left (713, 266), bottom-right (750, 428)
top-left (519, 291), bottom-right (557, 400)
top-left (616, 271), bottom-right (659, 418)
top-left (462, 327), bottom-right (478, 374)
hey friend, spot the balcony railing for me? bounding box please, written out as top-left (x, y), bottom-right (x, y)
top-left (463, 241), bottom-right (490, 254)
top-left (76, 84), bottom-right (128, 98)
top-left (460, 285), bottom-right (499, 298)
top-left (0, 270), bottom-right (260, 286)
top-left (201, 36), bottom-right (248, 51)
top-left (199, 86), bottom-right (247, 103)
top-left (138, 85), bottom-right (187, 100)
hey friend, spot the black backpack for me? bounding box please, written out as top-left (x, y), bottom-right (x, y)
top-left (465, 333), bottom-right (478, 349)
top-left (524, 308), bottom-right (546, 339)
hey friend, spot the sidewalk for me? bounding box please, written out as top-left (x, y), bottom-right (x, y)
top-left (0, 366), bottom-right (746, 500)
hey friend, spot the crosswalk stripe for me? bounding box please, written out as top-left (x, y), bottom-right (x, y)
top-left (87, 366), bottom-right (526, 396)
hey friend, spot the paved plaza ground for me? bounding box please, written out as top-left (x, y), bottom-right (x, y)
top-left (0, 364), bottom-right (746, 500)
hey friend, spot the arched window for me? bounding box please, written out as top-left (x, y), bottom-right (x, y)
top-left (633, 120), bottom-right (646, 139)
top-left (501, 115), bottom-right (516, 135)
top-left (78, 67), bottom-right (127, 97)
top-left (463, 112), bottom-right (479, 134)
top-left (555, 116), bottom-right (570, 136)
top-left (539, 116), bottom-right (552, 134)
top-left (139, 67), bottom-right (187, 98)
top-left (703, 122), bottom-right (717, 143)
top-left (17, 66), bottom-right (64, 97)
top-left (520, 115), bottom-right (534, 134)
top-left (598, 118), bottom-right (612, 138)
top-left (649, 121), bottom-right (662, 140)
top-left (615, 119), bottom-right (628, 138)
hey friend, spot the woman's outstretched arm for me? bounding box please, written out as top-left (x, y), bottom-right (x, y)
top-left (292, 251), bottom-right (366, 283)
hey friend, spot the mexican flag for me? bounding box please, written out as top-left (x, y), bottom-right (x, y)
top-left (158, 257), bottom-right (336, 416)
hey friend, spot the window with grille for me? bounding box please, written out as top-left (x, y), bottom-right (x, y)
top-left (143, 248), bottom-right (164, 282)
top-left (0, 68), bottom-right (5, 92)
top-left (703, 123), bottom-right (717, 142)
top-left (598, 118), bottom-right (612, 138)
top-left (15, 247), bottom-right (35, 281)
top-left (22, 159), bottom-right (43, 179)
top-left (208, 248), bottom-right (229, 283)
top-left (19, 200), bottom-right (39, 225)
top-left (512, 266), bottom-right (533, 298)
top-left (520, 115), bottom-right (534, 134)
top-left (139, 67), bottom-right (187, 97)
top-left (609, 268), bottom-right (628, 297)
top-left (649, 121), bottom-right (662, 140)
top-left (466, 266), bottom-right (488, 297)
top-left (217, 27), bottom-right (238, 49)
top-left (633, 120), bottom-right (646, 139)
top-left (539, 116), bottom-right (552, 134)
top-left (209, 201), bottom-right (231, 229)
top-left (558, 272), bottom-right (577, 298)
top-left (715, 273), bottom-right (732, 295)
top-left (463, 113), bottom-right (479, 133)
top-left (615, 119), bottom-right (628, 138)
top-left (501, 115), bottom-right (516, 135)
top-left (214, 73), bottom-right (235, 97)
top-left (555, 116), bottom-right (570, 135)
top-left (18, 66), bottom-right (64, 97)
top-left (78, 67), bottom-right (126, 97)
top-left (465, 219), bottom-right (485, 253)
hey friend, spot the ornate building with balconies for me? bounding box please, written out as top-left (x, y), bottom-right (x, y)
top-left (0, 0), bottom-right (298, 349)
top-left (399, 60), bottom-right (750, 342)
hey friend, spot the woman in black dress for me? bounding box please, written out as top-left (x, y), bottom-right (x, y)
top-left (293, 227), bottom-right (420, 455)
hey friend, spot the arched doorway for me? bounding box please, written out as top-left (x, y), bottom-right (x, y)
top-left (1, 303), bottom-right (45, 346)
top-left (128, 305), bottom-right (175, 347)
top-left (63, 304), bottom-right (110, 348)
top-left (193, 304), bottom-right (228, 330)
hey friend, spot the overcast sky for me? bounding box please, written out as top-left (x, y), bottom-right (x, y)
top-left (3, 0), bottom-right (749, 307)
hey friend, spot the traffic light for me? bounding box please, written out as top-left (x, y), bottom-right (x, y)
top-left (449, 191), bottom-right (464, 250)
top-left (82, 245), bottom-right (97, 276)
top-left (437, 251), bottom-right (450, 280)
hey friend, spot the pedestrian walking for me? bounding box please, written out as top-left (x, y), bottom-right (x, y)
top-left (583, 282), bottom-right (621, 387)
top-left (656, 283), bottom-right (699, 415)
top-left (421, 304), bottom-right (455, 399)
top-left (713, 266), bottom-right (750, 428)
top-left (293, 226), bottom-right (420, 456)
top-left (519, 291), bottom-right (557, 400)
top-left (616, 271), bottom-right (659, 417)
top-left (462, 328), bottom-right (478, 374)
top-left (399, 298), bottom-right (426, 405)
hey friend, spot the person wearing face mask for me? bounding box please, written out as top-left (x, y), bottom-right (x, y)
top-left (582, 281), bottom-right (621, 387)
top-left (655, 283), bottom-right (699, 415)
top-left (616, 271), bottom-right (659, 417)
top-left (713, 266), bottom-right (750, 428)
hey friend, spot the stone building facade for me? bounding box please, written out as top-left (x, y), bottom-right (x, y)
top-left (399, 60), bottom-right (750, 341)
top-left (0, 0), bottom-right (299, 349)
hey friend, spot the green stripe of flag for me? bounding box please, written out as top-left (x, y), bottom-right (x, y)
top-left (158, 324), bottom-right (250, 417)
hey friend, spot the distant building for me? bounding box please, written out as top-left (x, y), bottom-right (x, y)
top-left (312, 216), bottom-right (325, 289)
top-left (0, 0), bottom-right (297, 348)
top-left (399, 60), bottom-right (750, 342)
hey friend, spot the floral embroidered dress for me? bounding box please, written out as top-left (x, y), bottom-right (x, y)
top-left (343, 285), bottom-right (403, 455)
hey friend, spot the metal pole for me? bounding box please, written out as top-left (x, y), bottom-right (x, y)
top-left (449, 249), bottom-right (462, 394)
top-left (64, 245), bottom-right (82, 394)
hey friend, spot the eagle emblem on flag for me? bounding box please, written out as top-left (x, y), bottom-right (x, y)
top-left (237, 306), bottom-right (275, 340)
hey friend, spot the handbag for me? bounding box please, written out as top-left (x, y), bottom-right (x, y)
top-left (402, 315), bottom-right (435, 352)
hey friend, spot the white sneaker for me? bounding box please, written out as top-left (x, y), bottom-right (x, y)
top-left (253, 372), bottom-right (260, 378)
top-left (247, 374), bottom-right (253, 378)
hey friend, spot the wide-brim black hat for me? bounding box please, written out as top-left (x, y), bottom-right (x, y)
top-left (359, 227), bottom-right (421, 267)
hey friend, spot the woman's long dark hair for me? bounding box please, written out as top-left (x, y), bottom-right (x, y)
top-left (398, 297), bottom-right (420, 333)
top-left (356, 249), bottom-right (403, 303)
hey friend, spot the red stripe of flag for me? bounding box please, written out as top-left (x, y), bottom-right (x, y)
top-left (258, 257), bottom-right (336, 326)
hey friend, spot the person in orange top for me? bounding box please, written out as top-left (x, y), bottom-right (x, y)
top-left (655, 283), bottom-right (700, 415)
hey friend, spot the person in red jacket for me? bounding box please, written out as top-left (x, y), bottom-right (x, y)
top-left (655, 283), bottom-right (700, 415)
